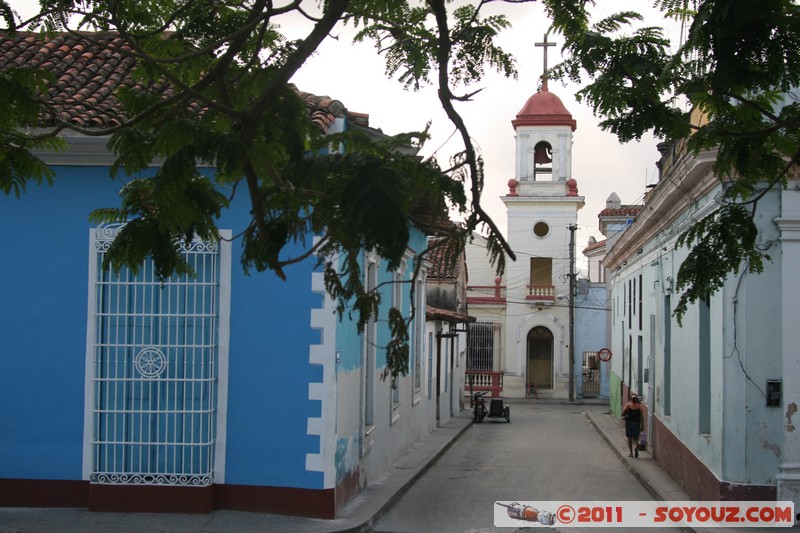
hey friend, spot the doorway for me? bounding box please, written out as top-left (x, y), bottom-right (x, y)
top-left (527, 326), bottom-right (553, 394)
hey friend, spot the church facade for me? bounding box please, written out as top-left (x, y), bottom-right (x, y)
top-left (466, 73), bottom-right (585, 400)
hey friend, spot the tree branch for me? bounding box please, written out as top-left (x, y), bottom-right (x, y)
top-left (427, 0), bottom-right (515, 261)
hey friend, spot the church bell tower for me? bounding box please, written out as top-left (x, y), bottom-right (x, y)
top-left (500, 33), bottom-right (584, 399)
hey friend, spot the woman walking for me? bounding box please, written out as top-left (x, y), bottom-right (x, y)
top-left (622, 394), bottom-right (644, 458)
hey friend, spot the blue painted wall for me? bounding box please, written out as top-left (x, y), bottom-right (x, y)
top-left (224, 200), bottom-right (429, 489)
top-left (220, 189), bottom-right (323, 488)
top-left (0, 164), bottom-right (324, 489)
top-left (0, 167), bottom-right (118, 480)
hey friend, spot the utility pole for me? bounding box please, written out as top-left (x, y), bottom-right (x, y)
top-left (568, 224), bottom-right (577, 402)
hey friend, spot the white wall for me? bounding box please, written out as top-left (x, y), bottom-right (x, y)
top-left (608, 177), bottom-right (786, 488)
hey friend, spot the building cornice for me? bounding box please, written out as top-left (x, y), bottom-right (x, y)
top-left (28, 130), bottom-right (115, 166)
top-left (603, 147), bottom-right (719, 269)
top-left (502, 197), bottom-right (585, 209)
top-left (775, 217), bottom-right (800, 242)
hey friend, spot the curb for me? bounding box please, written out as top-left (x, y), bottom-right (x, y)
top-left (508, 398), bottom-right (610, 406)
top-left (344, 415), bottom-right (474, 533)
top-left (585, 412), bottom-right (696, 533)
top-left (585, 412), bottom-right (661, 502)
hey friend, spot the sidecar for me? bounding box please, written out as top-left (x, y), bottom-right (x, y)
top-left (486, 397), bottom-right (510, 423)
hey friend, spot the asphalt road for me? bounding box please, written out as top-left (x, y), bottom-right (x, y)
top-left (372, 402), bottom-right (682, 533)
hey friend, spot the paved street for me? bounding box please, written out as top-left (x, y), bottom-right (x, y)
top-left (373, 402), bottom-right (681, 533)
top-left (0, 403), bottom-right (781, 532)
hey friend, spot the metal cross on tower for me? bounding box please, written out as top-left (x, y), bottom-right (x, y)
top-left (534, 32), bottom-right (556, 90)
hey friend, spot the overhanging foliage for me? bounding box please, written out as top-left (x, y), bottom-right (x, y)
top-left (546, 0), bottom-right (800, 322)
top-left (0, 0), bottom-right (524, 380)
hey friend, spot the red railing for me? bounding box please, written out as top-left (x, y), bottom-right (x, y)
top-left (467, 278), bottom-right (506, 305)
top-left (465, 370), bottom-right (504, 398)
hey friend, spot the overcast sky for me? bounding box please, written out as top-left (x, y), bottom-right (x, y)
top-left (286, 1), bottom-right (680, 258)
top-left (10, 1), bottom-right (682, 260)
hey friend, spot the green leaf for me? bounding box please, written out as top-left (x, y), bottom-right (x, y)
top-left (673, 204), bottom-right (768, 324)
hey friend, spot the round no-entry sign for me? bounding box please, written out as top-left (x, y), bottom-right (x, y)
top-left (598, 348), bottom-right (612, 362)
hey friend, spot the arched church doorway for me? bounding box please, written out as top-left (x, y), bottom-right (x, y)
top-left (527, 326), bottom-right (553, 393)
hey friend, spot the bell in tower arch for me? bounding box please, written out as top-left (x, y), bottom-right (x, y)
top-left (533, 141), bottom-right (553, 181)
top-left (534, 141), bottom-right (552, 164)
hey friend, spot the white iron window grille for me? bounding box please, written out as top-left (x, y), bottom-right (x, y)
top-left (88, 224), bottom-right (221, 486)
top-left (467, 321), bottom-right (500, 371)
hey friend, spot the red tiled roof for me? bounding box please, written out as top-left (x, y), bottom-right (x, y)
top-left (598, 206), bottom-right (641, 217)
top-left (426, 305), bottom-right (475, 323)
top-left (512, 86), bottom-right (576, 131)
top-left (426, 238), bottom-right (462, 280)
top-left (0, 33), bottom-right (142, 128)
top-left (293, 85), bottom-right (359, 131)
top-left (583, 238), bottom-right (606, 254)
top-left (0, 32), bottom-right (363, 132)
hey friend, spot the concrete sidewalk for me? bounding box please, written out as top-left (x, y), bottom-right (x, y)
top-left (585, 410), bottom-right (782, 533)
top-left (585, 409), bottom-right (691, 503)
top-left (0, 414), bottom-right (473, 533)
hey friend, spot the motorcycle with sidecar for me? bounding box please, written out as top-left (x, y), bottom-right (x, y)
top-left (472, 391), bottom-right (510, 423)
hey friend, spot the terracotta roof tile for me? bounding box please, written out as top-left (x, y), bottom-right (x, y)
top-left (292, 84), bottom-right (370, 131)
top-left (0, 32), bottom-right (146, 128)
top-left (426, 305), bottom-right (475, 323)
top-left (598, 206), bottom-right (641, 217)
top-left (583, 238), bottom-right (606, 254)
top-left (0, 32), bottom-right (365, 132)
top-left (427, 238), bottom-right (462, 280)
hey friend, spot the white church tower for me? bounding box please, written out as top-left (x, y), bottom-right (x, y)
top-left (499, 34), bottom-right (585, 399)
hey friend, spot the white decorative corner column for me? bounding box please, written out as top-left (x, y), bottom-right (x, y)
top-left (776, 183), bottom-right (800, 505)
top-left (306, 243), bottom-right (338, 489)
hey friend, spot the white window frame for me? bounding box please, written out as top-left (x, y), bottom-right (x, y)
top-left (361, 251), bottom-right (378, 454)
top-left (412, 269), bottom-right (427, 404)
top-left (82, 226), bottom-right (231, 485)
top-left (390, 258), bottom-right (407, 422)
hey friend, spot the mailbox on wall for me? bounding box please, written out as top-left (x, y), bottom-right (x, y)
top-left (766, 379), bottom-right (781, 407)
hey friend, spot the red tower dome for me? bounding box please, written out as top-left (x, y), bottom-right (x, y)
top-left (511, 83), bottom-right (577, 131)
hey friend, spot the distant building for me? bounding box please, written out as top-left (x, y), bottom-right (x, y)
top-left (583, 236), bottom-right (608, 284)
top-left (574, 195), bottom-right (644, 400)
top-left (464, 65), bottom-right (616, 400)
top-left (425, 237), bottom-right (474, 419)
